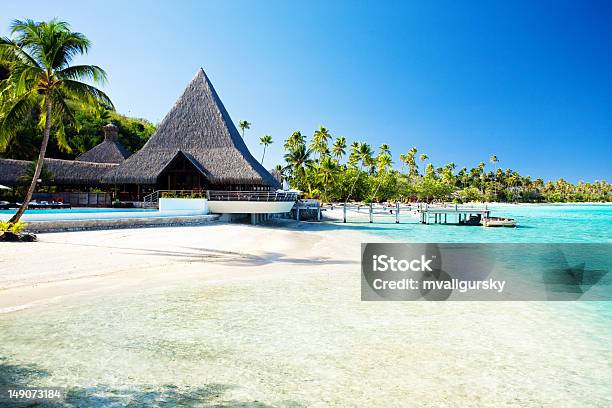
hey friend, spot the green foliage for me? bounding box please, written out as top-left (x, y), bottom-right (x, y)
top-left (0, 108), bottom-right (155, 160)
top-left (458, 187), bottom-right (483, 203)
top-left (0, 19), bottom-right (154, 162)
top-left (18, 160), bottom-right (54, 185)
top-left (275, 128), bottom-right (610, 203)
top-left (160, 191), bottom-right (206, 199)
top-left (0, 221), bottom-right (26, 233)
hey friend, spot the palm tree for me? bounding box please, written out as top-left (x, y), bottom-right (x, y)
top-left (346, 142), bottom-right (373, 201)
top-left (317, 156), bottom-right (338, 202)
top-left (371, 152), bottom-right (393, 201)
top-left (310, 126), bottom-right (331, 160)
top-left (259, 135), bottom-right (273, 164)
top-left (273, 164), bottom-right (287, 182)
top-left (379, 143), bottom-right (391, 156)
top-left (406, 147), bottom-right (418, 178)
top-left (399, 153), bottom-right (407, 172)
top-left (331, 136), bottom-right (347, 161)
top-left (361, 143), bottom-right (375, 174)
top-left (284, 143), bottom-right (313, 189)
top-left (284, 131), bottom-right (305, 151)
top-left (348, 141), bottom-right (361, 166)
top-left (490, 155), bottom-right (499, 199)
top-left (0, 19), bottom-right (113, 223)
top-left (239, 120), bottom-right (251, 138)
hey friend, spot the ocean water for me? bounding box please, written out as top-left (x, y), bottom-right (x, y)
top-left (0, 204), bottom-right (611, 407)
top-left (337, 204), bottom-right (612, 303)
top-left (332, 204), bottom-right (612, 243)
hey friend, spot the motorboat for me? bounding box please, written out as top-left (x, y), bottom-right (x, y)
top-left (483, 217), bottom-right (517, 227)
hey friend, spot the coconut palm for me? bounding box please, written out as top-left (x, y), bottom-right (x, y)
top-left (238, 120), bottom-right (251, 138)
top-left (273, 164), bottom-right (287, 181)
top-left (0, 19), bottom-right (113, 223)
top-left (284, 130), bottom-right (305, 151)
top-left (259, 134), bottom-right (273, 164)
top-left (317, 156), bottom-right (339, 202)
top-left (398, 153), bottom-right (407, 172)
top-left (346, 142), bottom-right (373, 201)
top-left (284, 143), bottom-right (313, 188)
top-left (348, 141), bottom-right (360, 166)
top-left (331, 136), bottom-right (347, 161)
top-left (371, 152), bottom-right (393, 201)
top-left (310, 126), bottom-right (331, 160)
top-left (379, 143), bottom-right (391, 157)
top-left (406, 147), bottom-right (418, 178)
top-left (490, 154), bottom-right (499, 198)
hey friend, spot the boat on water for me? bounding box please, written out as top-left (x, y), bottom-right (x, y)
top-left (482, 217), bottom-right (517, 227)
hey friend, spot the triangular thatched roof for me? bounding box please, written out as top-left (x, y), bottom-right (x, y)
top-left (103, 68), bottom-right (279, 187)
top-left (76, 124), bottom-right (131, 164)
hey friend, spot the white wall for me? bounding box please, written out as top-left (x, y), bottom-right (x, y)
top-left (159, 198), bottom-right (209, 214)
top-left (208, 201), bottom-right (294, 214)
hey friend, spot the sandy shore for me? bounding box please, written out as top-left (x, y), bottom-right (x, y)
top-left (0, 220), bottom-right (361, 313)
top-left (1, 220), bottom-right (611, 406)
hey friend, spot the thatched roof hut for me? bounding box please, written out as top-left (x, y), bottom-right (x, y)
top-left (103, 68), bottom-right (279, 189)
top-left (0, 158), bottom-right (117, 186)
top-left (76, 123), bottom-right (131, 164)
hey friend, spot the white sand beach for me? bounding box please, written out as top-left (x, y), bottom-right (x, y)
top-left (1, 221), bottom-right (611, 406)
top-left (0, 221), bottom-right (356, 311)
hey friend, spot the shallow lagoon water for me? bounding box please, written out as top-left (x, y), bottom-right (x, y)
top-left (332, 204), bottom-right (612, 243)
top-left (1, 204), bottom-right (611, 407)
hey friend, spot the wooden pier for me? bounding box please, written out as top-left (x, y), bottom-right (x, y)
top-left (293, 199), bottom-right (322, 221)
top-left (416, 204), bottom-right (490, 225)
top-left (291, 200), bottom-right (492, 225)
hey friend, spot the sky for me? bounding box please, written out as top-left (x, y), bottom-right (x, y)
top-left (2, 0), bottom-right (611, 182)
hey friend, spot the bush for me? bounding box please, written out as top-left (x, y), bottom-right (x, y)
top-left (0, 221), bottom-right (27, 233)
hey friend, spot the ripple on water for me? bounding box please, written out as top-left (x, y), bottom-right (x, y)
top-left (1, 267), bottom-right (612, 406)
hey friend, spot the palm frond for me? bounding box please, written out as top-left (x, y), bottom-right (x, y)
top-left (51, 31), bottom-right (91, 69)
top-left (60, 79), bottom-right (114, 109)
top-left (56, 65), bottom-right (107, 84)
top-left (0, 90), bottom-right (38, 150)
top-left (0, 37), bottom-right (43, 70)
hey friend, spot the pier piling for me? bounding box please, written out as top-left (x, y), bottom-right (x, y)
top-left (395, 202), bottom-right (400, 223)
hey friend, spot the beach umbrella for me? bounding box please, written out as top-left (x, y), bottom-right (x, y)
top-left (0, 184), bottom-right (11, 190)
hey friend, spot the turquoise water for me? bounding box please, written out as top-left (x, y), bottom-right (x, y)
top-left (0, 204), bottom-right (610, 406)
top-left (335, 204), bottom-right (612, 243)
top-left (0, 208), bottom-right (155, 214)
top-left (0, 208), bottom-right (198, 222)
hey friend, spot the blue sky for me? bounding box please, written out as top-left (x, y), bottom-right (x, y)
top-left (2, 0), bottom-right (611, 182)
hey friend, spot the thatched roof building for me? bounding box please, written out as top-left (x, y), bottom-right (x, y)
top-left (76, 123), bottom-right (131, 164)
top-left (0, 158), bottom-right (117, 186)
top-left (103, 68), bottom-right (279, 189)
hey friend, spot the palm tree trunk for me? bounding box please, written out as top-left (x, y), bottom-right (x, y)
top-left (9, 97), bottom-right (52, 224)
top-left (371, 173), bottom-right (385, 203)
top-left (346, 165), bottom-right (363, 202)
top-left (261, 147), bottom-right (266, 163)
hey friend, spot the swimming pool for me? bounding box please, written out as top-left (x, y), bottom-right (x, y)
top-left (0, 208), bottom-right (206, 222)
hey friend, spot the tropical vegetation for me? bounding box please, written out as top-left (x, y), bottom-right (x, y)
top-left (277, 126), bottom-right (611, 203)
top-left (0, 19), bottom-right (116, 222)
